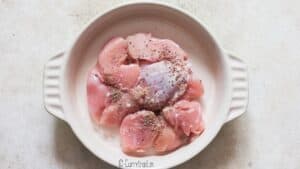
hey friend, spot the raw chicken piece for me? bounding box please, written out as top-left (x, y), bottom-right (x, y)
top-left (98, 37), bottom-right (127, 74)
top-left (153, 116), bottom-right (186, 153)
top-left (98, 37), bottom-right (140, 89)
top-left (131, 60), bottom-right (189, 111)
top-left (120, 110), bottom-right (162, 156)
top-left (162, 100), bottom-right (205, 136)
top-left (120, 111), bottom-right (187, 155)
top-left (182, 79), bottom-right (204, 100)
top-left (100, 91), bottom-right (138, 128)
top-left (87, 66), bottom-right (110, 124)
top-left (117, 64), bottom-right (140, 88)
top-left (127, 33), bottom-right (187, 62)
top-left (87, 66), bottom-right (138, 127)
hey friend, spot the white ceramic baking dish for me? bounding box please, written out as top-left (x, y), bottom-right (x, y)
top-left (43, 2), bottom-right (248, 169)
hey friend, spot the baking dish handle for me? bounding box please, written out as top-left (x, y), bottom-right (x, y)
top-left (43, 52), bottom-right (65, 121)
top-left (226, 53), bottom-right (248, 123)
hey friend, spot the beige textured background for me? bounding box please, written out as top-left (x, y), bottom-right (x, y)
top-left (0, 0), bottom-right (300, 169)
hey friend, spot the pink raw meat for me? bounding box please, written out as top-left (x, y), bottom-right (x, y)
top-left (98, 37), bottom-right (140, 89)
top-left (162, 100), bottom-right (205, 136)
top-left (87, 33), bottom-right (206, 156)
top-left (182, 78), bottom-right (204, 100)
top-left (118, 64), bottom-right (140, 89)
top-left (87, 66), bottom-right (110, 125)
top-left (127, 33), bottom-right (187, 62)
top-left (131, 60), bottom-right (189, 111)
top-left (100, 92), bottom-right (138, 128)
top-left (120, 111), bottom-right (187, 156)
top-left (120, 110), bottom-right (161, 156)
top-left (153, 116), bottom-right (186, 153)
top-left (87, 67), bottom-right (138, 127)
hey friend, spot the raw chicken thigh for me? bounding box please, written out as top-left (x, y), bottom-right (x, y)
top-left (131, 60), bottom-right (189, 111)
top-left (100, 92), bottom-right (138, 127)
top-left (153, 116), bottom-right (187, 153)
top-left (127, 33), bottom-right (187, 62)
top-left (98, 37), bottom-right (140, 89)
top-left (87, 33), bottom-right (205, 156)
top-left (120, 110), bottom-right (161, 156)
top-left (163, 100), bottom-right (205, 136)
top-left (182, 78), bottom-right (204, 101)
top-left (120, 111), bottom-right (186, 155)
top-left (87, 67), bottom-right (138, 127)
top-left (87, 66), bottom-right (110, 125)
